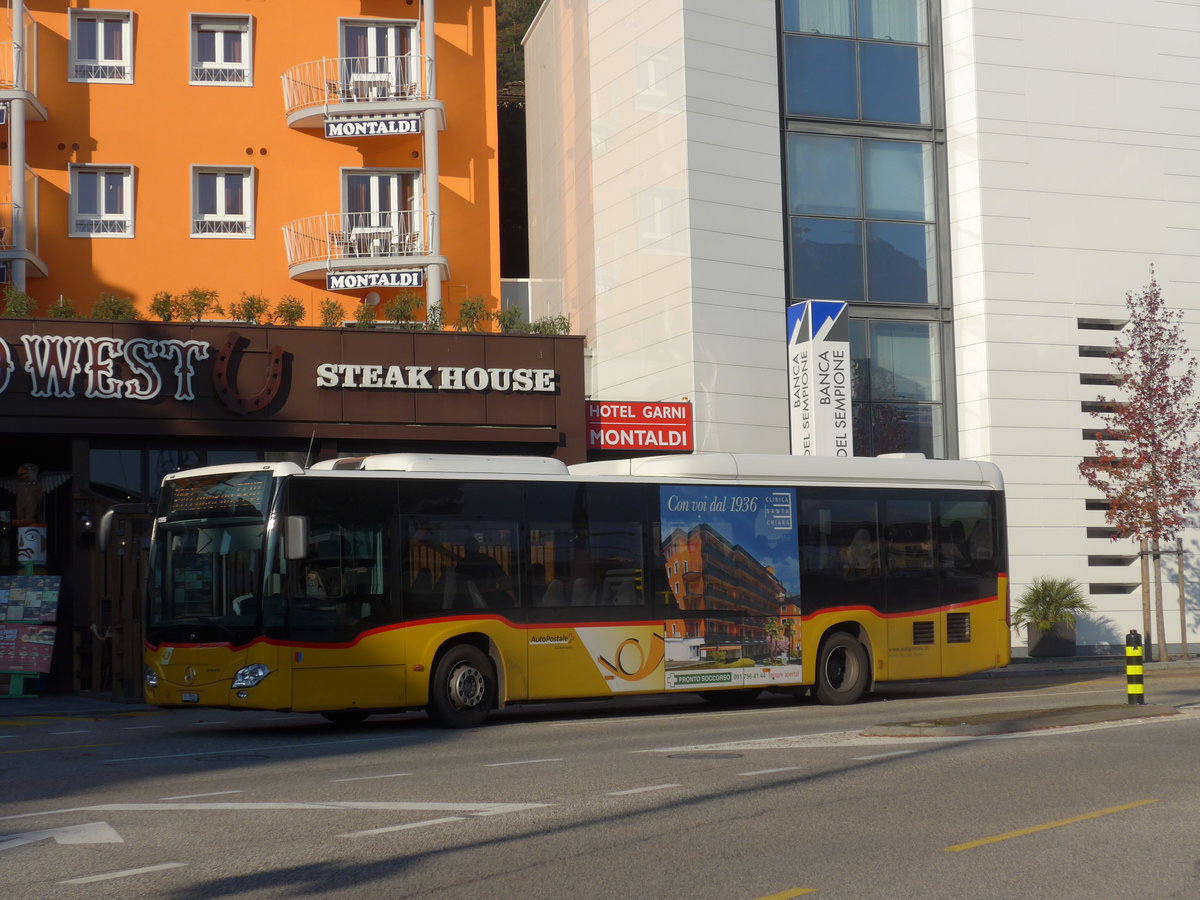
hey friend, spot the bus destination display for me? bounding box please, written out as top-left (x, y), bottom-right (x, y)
top-left (163, 473), bottom-right (271, 522)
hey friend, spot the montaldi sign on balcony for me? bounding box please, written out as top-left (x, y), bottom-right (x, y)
top-left (324, 115), bottom-right (422, 138)
top-left (586, 401), bottom-right (693, 451)
top-left (326, 270), bottom-right (424, 291)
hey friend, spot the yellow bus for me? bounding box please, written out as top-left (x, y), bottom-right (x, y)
top-left (141, 452), bottom-right (1009, 727)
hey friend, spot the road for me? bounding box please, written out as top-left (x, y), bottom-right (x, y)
top-left (3, 667), bottom-right (1199, 899)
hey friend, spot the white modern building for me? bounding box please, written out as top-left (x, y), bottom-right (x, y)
top-left (524, 0), bottom-right (1200, 650)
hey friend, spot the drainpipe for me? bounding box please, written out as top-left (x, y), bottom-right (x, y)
top-left (421, 0), bottom-right (441, 319)
top-left (10, 0), bottom-right (26, 291)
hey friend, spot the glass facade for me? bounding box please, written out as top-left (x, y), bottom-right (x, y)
top-left (781, 0), bottom-right (950, 457)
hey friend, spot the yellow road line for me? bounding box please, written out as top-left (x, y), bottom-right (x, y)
top-left (754, 890), bottom-right (818, 899)
top-left (0, 742), bottom-right (118, 755)
top-left (944, 799), bottom-right (1160, 852)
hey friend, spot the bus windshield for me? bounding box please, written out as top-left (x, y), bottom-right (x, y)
top-left (147, 471), bottom-right (275, 644)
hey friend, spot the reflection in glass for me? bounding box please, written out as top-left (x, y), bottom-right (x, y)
top-left (787, 134), bottom-right (861, 217)
top-left (790, 217), bottom-right (864, 301)
top-left (89, 449), bottom-right (141, 501)
top-left (860, 43), bottom-right (928, 124)
top-left (784, 36), bottom-right (856, 118)
top-left (783, 0), bottom-right (853, 35)
top-left (858, 0), bottom-right (927, 43)
top-left (870, 320), bottom-right (939, 401)
top-left (864, 141), bottom-right (931, 220)
top-left (867, 222), bottom-right (935, 303)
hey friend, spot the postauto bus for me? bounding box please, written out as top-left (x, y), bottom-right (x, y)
top-left (141, 452), bottom-right (1009, 727)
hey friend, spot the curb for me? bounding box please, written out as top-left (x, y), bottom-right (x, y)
top-left (863, 703), bottom-right (1179, 737)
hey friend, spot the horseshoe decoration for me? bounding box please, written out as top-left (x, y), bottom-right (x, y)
top-left (211, 330), bottom-right (287, 415)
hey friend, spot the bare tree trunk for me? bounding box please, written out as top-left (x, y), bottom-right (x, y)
top-left (1141, 538), bottom-right (1153, 660)
top-left (1153, 538), bottom-right (1169, 662)
top-left (1178, 536), bottom-right (1190, 660)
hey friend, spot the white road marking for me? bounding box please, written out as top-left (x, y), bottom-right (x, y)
top-left (0, 800), bottom-right (551, 823)
top-left (107, 734), bottom-right (398, 762)
top-left (607, 784), bottom-right (681, 796)
top-left (123, 725), bottom-right (162, 731)
top-left (0, 821), bottom-right (123, 852)
top-left (51, 730), bottom-right (90, 735)
top-left (853, 750), bottom-right (919, 761)
top-left (636, 708), bottom-right (1200, 754)
top-left (331, 773), bottom-right (410, 783)
top-left (485, 758), bottom-right (563, 767)
top-left (338, 817), bottom-right (465, 837)
top-left (737, 766), bottom-right (805, 776)
top-left (158, 790), bottom-right (244, 800)
top-left (60, 862), bottom-right (186, 885)
top-left (193, 720), bottom-right (232, 726)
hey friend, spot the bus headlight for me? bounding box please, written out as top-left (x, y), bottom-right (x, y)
top-left (231, 663), bottom-right (271, 688)
top-left (144, 666), bottom-right (159, 687)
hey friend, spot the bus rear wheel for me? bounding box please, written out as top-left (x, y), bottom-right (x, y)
top-left (814, 632), bottom-right (869, 705)
top-left (427, 644), bottom-right (495, 728)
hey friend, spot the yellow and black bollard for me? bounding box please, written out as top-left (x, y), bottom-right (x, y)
top-left (1125, 629), bottom-right (1145, 705)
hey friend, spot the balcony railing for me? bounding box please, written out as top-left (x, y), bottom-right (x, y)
top-left (282, 209), bottom-right (434, 272)
top-left (282, 55), bottom-right (433, 119)
top-left (0, 189), bottom-right (48, 278)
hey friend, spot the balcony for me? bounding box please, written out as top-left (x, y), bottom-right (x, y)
top-left (282, 210), bottom-right (447, 284)
top-left (0, 195), bottom-right (49, 279)
top-left (0, 23), bottom-right (48, 122)
top-left (281, 56), bottom-right (444, 132)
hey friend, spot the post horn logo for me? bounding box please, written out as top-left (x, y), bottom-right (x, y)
top-left (596, 634), bottom-right (665, 682)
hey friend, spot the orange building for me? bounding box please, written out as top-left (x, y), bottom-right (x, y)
top-left (0, 0), bottom-right (499, 325)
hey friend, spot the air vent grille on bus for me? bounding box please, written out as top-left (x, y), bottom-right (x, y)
top-left (947, 612), bottom-right (971, 643)
top-left (913, 621), bottom-right (935, 644)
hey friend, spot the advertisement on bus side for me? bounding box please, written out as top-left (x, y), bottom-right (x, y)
top-left (657, 485), bottom-right (804, 691)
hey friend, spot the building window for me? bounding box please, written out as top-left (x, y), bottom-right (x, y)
top-left (850, 319), bottom-right (943, 456)
top-left (190, 15), bottom-right (252, 85)
top-left (340, 19), bottom-right (419, 100)
top-left (70, 10), bottom-right (133, 83)
top-left (787, 133), bottom-right (934, 304)
top-left (191, 167), bottom-right (254, 237)
top-left (782, 0), bottom-right (929, 124)
top-left (70, 165), bottom-right (134, 237)
top-left (342, 169), bottom-right (420, 255)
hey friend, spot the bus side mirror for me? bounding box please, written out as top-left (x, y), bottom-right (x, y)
top-left (98, 509), bottom-right (116, 553)
top-left (285, 515), bottom-right (309, 560)
top-left (97, 502), bottom-right (155, 552)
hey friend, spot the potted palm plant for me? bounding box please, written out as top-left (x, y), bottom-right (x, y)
top-left (1012, 576), bottom-right (1094, 657)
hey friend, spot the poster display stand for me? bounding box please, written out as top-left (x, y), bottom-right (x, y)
top-left (0, 574), bottom-right (59, 698)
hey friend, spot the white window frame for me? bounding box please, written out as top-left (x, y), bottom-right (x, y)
top-left (341, 167), bottom-right (421, 252)
top-left (69, 10), bottom-right (133, 84)
top-left (69, 164), bottom-right (134, 238)
top-left (338, 18), bottom-right (420, 99)
top-left (189, 14), bottom-right (253, 86)
top-left (191, 166), bottom-right (255, 238)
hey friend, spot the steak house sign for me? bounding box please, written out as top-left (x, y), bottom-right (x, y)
top-left (0, 331), bottom-right (559, 412)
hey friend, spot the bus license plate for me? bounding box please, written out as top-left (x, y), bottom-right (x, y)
top-left (181, 692), bottom-right (199, 703)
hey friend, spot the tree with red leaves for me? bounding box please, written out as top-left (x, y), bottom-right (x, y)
top-left (1079, 270), bottom-right (1200, 662)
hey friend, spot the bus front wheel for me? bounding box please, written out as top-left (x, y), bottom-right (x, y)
top-left (427, 644), bottom-right (495, 728)
top-left (814, 632), bottom-right (869, 705)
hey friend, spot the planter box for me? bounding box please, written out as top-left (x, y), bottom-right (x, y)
top-left (1027, 622), bottom-right (1077, 657)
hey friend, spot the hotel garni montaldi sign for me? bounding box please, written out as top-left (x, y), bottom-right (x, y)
top-left (0, 322), bottom-right (582, 439)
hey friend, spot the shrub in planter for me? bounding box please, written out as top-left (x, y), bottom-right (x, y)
top-left (1012, 576), bottom-right (1094, 657)
top-left (274, 295), bottom-right (306, 327)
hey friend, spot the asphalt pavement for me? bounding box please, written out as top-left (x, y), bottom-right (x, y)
top-left (3, 654), bottom-right (1198, 733)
